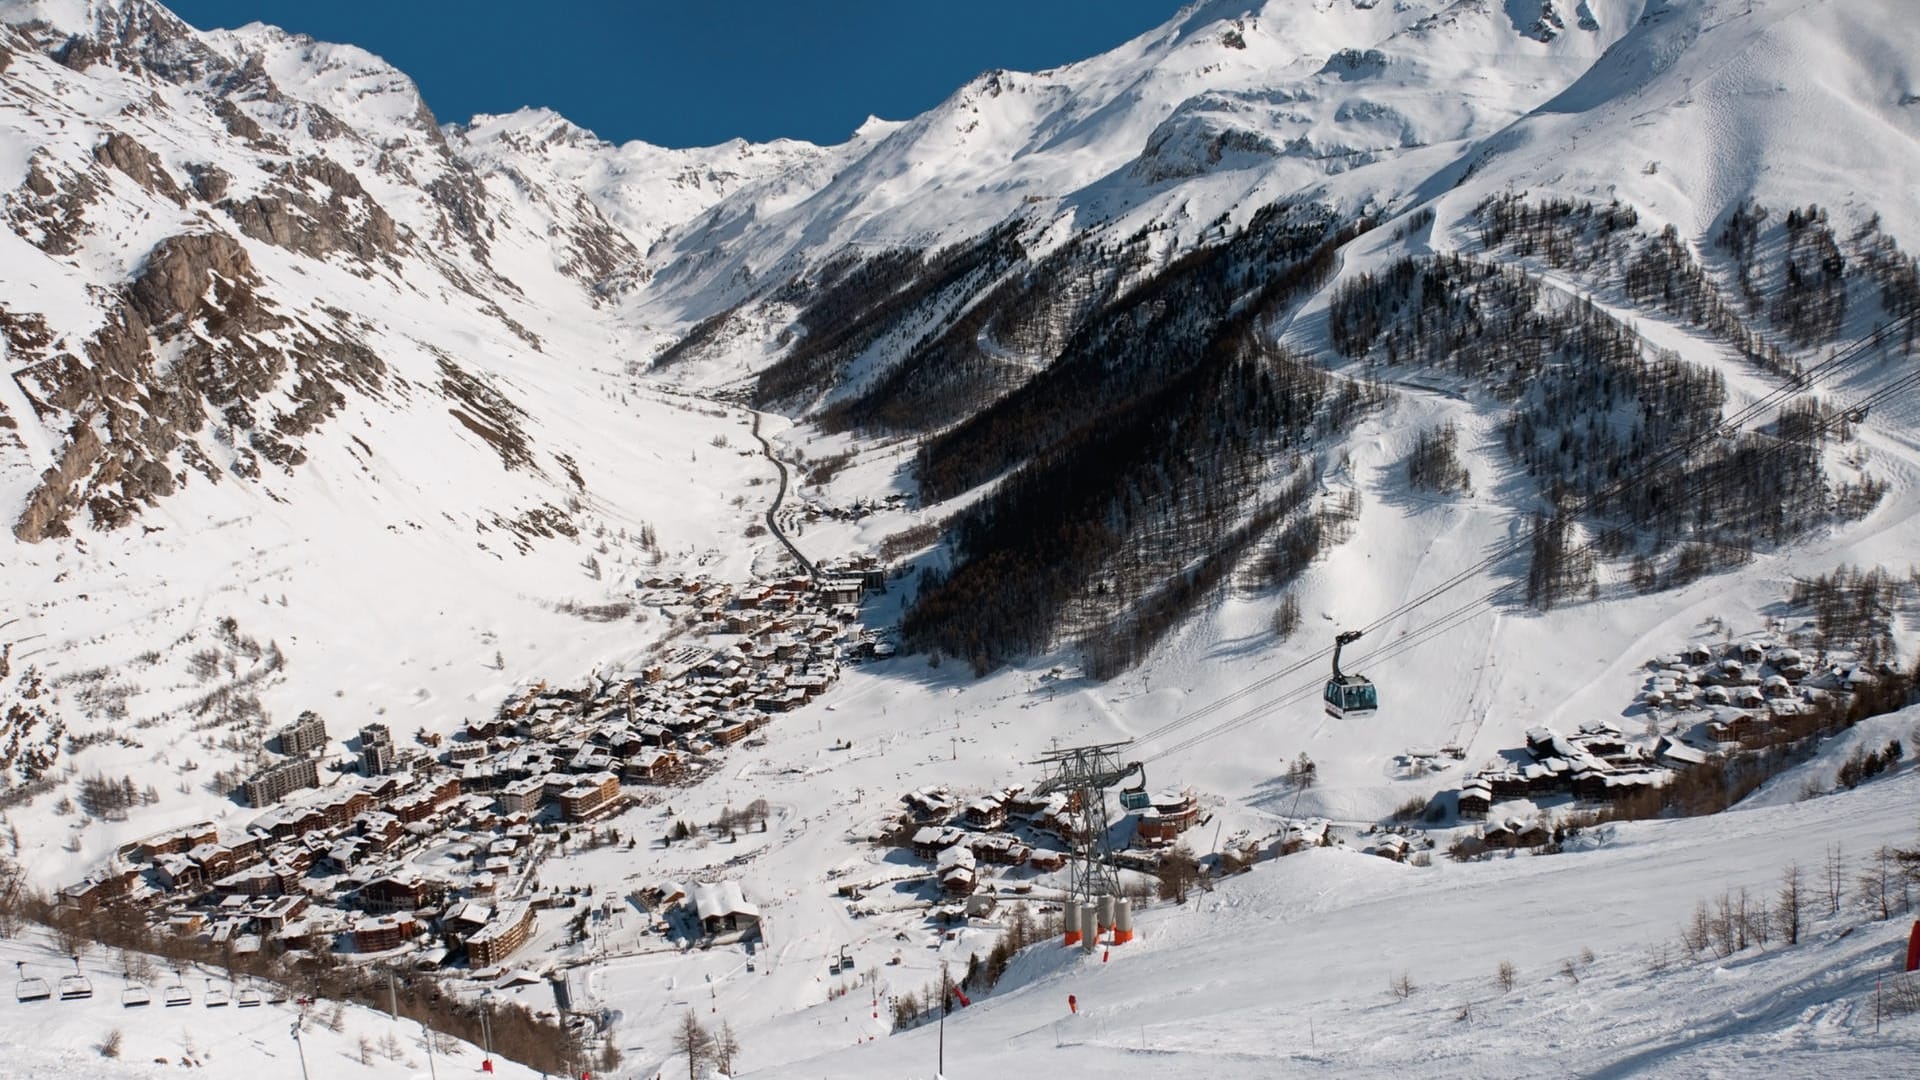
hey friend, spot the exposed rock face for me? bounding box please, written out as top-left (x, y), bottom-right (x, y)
top-left (92, 131), bottom-right (186, 205)
top-left (12, 231), bottom-right (385, 541)
top-left (126, 232), bottom-right (266, 328)
top-left (219, 157), bottom-right (401, 264)
top-left (6, 156), bottom-right (101, 255)
top-left (15, 419), bottom-right (105, 543)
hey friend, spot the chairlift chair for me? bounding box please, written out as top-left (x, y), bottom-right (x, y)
top-left (57, 955), bottom-right (93, 1001)
top-left (204, 978), bottom-right (230, 1007)
top-left (121, 980), bottom-right (151, 1008)
top-left (1323, 630), bottom-right (1379, 719)
top-left (14, 962), bottom-right (50, 1003)
top-left (163, 978), bottom-right (191, 1007)
top-left (265, 985), bottom-right (289, 1005)
top-left (237, 983), bottom-right (262, 1008)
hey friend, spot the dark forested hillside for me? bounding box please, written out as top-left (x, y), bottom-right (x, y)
top-left (892, 204), bottom-right (1383, 674)
top-left (674, 187), bottom-right (1916, 675)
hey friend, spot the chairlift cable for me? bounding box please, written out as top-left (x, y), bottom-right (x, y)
top-left (1129, 312), bottom-right (1918, 760)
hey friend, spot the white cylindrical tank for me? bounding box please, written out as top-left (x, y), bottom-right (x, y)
top-left (1062, 900), bottom-right (1081, 946)
top-left (1097, 894), bottom-right (1115, 934)
top-left (1080, 903), bottom-right (1100, 952)
top-left (1113, 897), bottom-right (1135, 944)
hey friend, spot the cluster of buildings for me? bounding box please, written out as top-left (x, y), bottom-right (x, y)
top-left (59, 570), bottom-right (886, 975)
top-left (895, 781), bottom-right (1200, 899)
top-left (1447, 636), bottom-right (1869, 825)
top-left (58, 761), bottom-right (550, 970)
top-left (1454, 722), bottom-right (1670, 819)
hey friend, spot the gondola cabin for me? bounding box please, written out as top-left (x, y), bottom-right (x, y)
top-left (1323, 629), bottom-right (1377, 719)
top-left (1324, 675), bottom-right (1378, 719)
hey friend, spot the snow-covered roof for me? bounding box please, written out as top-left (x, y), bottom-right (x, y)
top-left (690, 880), bottom-right (759, 921)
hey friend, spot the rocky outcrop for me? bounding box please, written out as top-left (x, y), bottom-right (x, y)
top-left (219, 156), bottom-right (400, 264)
top-left (12, 230), bottom-right (386, 541)
top-left (6, 156), bottom-right (101, 255)
top-left (93, 131), bottom-right (185, 204)
top-left (127, 232), bottom-right (271, 330)
top-left (14, 418), bottom-right (104, 542)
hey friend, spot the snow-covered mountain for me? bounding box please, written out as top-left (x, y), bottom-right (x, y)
top-left (0, 0), bottom-right (800, 839)
top-left (640, 0), bottom-right (1639, 319)
top-left (2, 0), bottom-right (1919, 1075)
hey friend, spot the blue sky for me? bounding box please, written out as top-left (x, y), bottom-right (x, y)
top-left (167, 2), bottom-right (1183, 148)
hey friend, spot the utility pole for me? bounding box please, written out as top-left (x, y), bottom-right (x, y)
top-left (290, 1015), bottom-right (311, 1080)
top-left (938, 960), bottom-right (948, 1077)
top-left (1028, 741), bottom-right (1139, 909)
top-left (421, 1018), bottom-right (438, 1079)
top-left (481, 989), bottom-right (495, 1068)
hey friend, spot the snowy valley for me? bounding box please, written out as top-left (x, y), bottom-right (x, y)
top-left (0, 0), bottom-right (1918, 1076)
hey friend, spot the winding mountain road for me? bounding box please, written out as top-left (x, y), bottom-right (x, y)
top-left (749, 410), bottom-right (818, 580)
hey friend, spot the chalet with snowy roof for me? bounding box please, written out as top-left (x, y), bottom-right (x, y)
top-left (968, 834), bottom-right (1032, 866)
top-left (152, 852), bottom-right (204, 891)
top-left (215, 861), bottom-right (291, 898)
top-left (249, 894), bottom-right (308, 933)
top-left (58, 868), bottom-right (135, 912)
top-left (904, 786), bottom-right (955, 822)
top-left (567, 744), bottom-right (615, 773)
top-left (460, 762), bottom-right (502, 791)
top-left (449, 741), bottom-right (489, 765)
top-left (356, 810), bottom-right (406, 850)
top-left (1482, 819), bottom-right (1550, 850)
top-left (1571, 767), bottom-right (1667, 802)
top-left (135, 823), bottom-right (220, 862)
top-left (351, 913), bottom-right (419, 952)
top-left (1026, 849), bottom-right (1067, 872)
top-left (189, 843), bottom-right (240, 879)
top-left (624, 748), bottom-right (685, 784)
top-left (709, 716), bottom-right (755, 746)
top-left (1366, 834), bottom-right (1410, 862)
top-left (1655, 736), bottom-right (1711, 770)
top-left (688, 881), bottom-right (761, 941)
top-left (323, 836), bottom-right (369, 872)
top-left (358, 874), bottom-right (444, 914)
top-left (447, 900), bottom-right (492, 936)
top-left (753, 687), bottom-right (806, 713)
top-left (912, 826), bottom-right (969, 860)
top-left (936, 846), bottom-right (977, 897)
top-left (1278, 819), bottom-right (1331, 851)
top-left (1132, 788), bottom-right (1200, 846)
top-left (1457, 779), bottom-right (1493, 820)
top-left (963, 789), bottom-right (1021, 830)
top-left (817, 579), bottom-right (865, 606)
top-left (1767, 648), bottom-right (1809, 680)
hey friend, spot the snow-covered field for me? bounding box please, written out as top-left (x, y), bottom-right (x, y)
top-left (0, 932), bottom-right (554, 1079)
